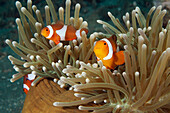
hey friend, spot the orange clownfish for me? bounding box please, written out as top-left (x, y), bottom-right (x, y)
top-left (94, 35), bottom-right (125, 69)
top-left (23, 73), bottom-right (36, 94)
top-left (41, 21), bottom-right (88, 44)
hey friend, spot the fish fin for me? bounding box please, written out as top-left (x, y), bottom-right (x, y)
top-left (53, 40), bottom-right (60, 45)
top-left (23, 88), bottom-right (28, 94)
top-left (109, 35), bottom-right (117, 43)
top-left (80, 28), bottom-right (88, 35)
top-left (56, 20), bottom-right (64, 25)
top-left (106, 64), bottom-right (117, 70)
top-left (53, 35), bottom-right (60, 44)
top-left (114, 51), bottom-right (125, 65)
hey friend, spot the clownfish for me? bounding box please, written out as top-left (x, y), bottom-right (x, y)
top-left (41, 21), bottom-right (88, 44)
top-left (94, 35), bottom-right (125, 69)
top-left (23, 73), bottom-right (36, 94)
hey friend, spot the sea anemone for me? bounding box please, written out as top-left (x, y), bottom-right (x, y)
top-left (5, 0), bottom-right (170, 113)
top-left (6, 0), bottom-right (93, 85)
top-left (54, 5), bottom-right (170, 113)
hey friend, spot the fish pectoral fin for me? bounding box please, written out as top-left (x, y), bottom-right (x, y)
top-left (54, 40), bottom-right (60, 45)
top-left (53, 35), bottom-right (60, 45)
top-left (114, 51), bottom-right (125, 65)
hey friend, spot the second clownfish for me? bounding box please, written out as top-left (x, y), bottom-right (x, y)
top-left (23, 73), bottom-right (36, 94)
top-left (41, 21), bottom-right (88, 44)
top-left (94, 35), bottom-right (125, 69)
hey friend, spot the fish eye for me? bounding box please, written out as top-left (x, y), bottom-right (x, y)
top-left (46, 28), bottom-right (48, 31)
top-left (104, 43), bottom-right (106, 45)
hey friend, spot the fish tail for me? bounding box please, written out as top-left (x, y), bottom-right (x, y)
top-left (80, 28), bottom-right (88, 36)
top-left (75, 28), bottom-right (88, 38)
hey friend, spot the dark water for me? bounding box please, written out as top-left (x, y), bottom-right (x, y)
top-left (0, 0), bottom-right (166, 112)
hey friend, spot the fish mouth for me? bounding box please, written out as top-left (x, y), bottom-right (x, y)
top-left (40, 30), bottom-right (44, 36)
top-left (94, 48), bottom-right (101, 55)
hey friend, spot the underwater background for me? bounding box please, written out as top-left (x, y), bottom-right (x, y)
top-left (0, 0), bottom-right (169, 112)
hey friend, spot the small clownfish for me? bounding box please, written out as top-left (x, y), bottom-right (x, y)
top-left (41, 21), bottom-right (88, 44)
top-left (94, 35), bottom-right (125, 70)
top-left (23, 73), bottom-right (36, 94)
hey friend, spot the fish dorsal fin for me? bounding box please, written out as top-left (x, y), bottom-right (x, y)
top-left (111, 35), bottom-right (117, 42)
top-left (56, 20), bottom-right (64, 25)
top-left (102, 38), bottom-right (113, 60)
top-left (52, 21), bottom-right (65, 30)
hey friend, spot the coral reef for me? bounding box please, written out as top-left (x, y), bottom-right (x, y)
top-left (5, 0), bottom-right (170, 112)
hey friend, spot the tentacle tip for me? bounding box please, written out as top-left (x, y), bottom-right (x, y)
top-left (7, 55), bottom-right (12, 60)
top-left (102, 66), bottom-right (106, 70)
top-left (31, 82), bottom-right (35, 86)
top-left (107, 11), bottom-right (111, 16)
top-left (53, 102), bottom-right (59, 106)
top-left (53, 78), bottom-right (57, 83)
top-left (152, 6), bottom-right (156, 9)
top-left (12, 41), bottom-right (17, 47)
top-left (35, 21), bottom-right (39, 26)
top-left (166, 48), bottom-right (170, 53)
top-left (5, 39), bottom-right (11, 45)
top-left (42, 66), bottom-right (46, 71)
top-left (32, 71), bottom-right (36, 75)
top-left (79, 61), bottom-right (84, 65)
top-left (66, 45), bottom-right (71, 50)
top-left (162, 9), bottom-right (167, 14)
top-left (58, 43), bottom-right (63, 47)
top-left (21, 7), bottom-right (26, 12)
top-left (15, 1), bottom-right (21, 7)
top-left (62, 69), bottom-right (67, 73)
top-left (35, 9), bottom-right (40, 14)
top-left (30, 38), bottom-right (35, 43)
top-left (27, 0), bottom-right (32, 3)
top-left (23, 63), bottom-right (28, 68)
top-left (97, 20), bottom-right (102, 23)
top-left (132, 10), bottom-right (136, 14)
top-left (36, 55), bottom-right (40, 60)
top-left (15, 18), bottom-right (20, 23)
top-left (10, 78), bottom-right (14, 83)
top-left (66, 0), bottom-right (71, 5)
top-left (75, 3), bottom-right (80, 8)
top-left (135, 71), bottom-right (139, 76)
top-left (158, 5), bottom-right (162, 9)
top-left (32, 5), bottom-right (36, 9)
top-left (52, 62), bottom-right (55, 66)
top-left (78, 106), bottom-right (83, 110)
top-left (45, 5), bottom-right (49, 9)
top-left (30, 65), bottom-right (35, 70)
top-left (142, 44), bottom-right (147, 49)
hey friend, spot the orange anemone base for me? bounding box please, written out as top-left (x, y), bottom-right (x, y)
top-left (22, 78), bottom-right (88, 113)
